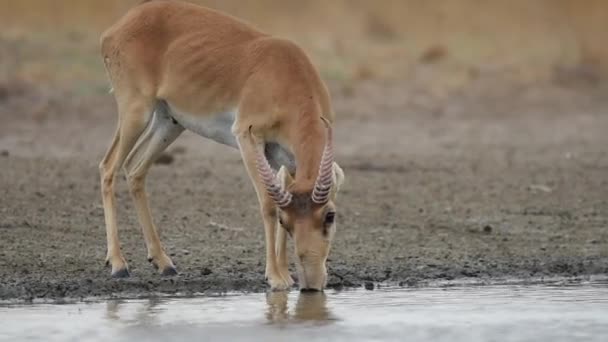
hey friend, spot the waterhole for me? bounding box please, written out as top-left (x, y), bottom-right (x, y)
top-left (1, 280), bottom-right (607, 342)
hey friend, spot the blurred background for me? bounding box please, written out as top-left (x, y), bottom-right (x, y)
top-left (2, 0), bottom-right (608, 92)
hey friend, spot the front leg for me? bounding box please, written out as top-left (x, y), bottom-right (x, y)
top-left (235, 132), bottom-right (293, 291)
top-left (276, 224), bottom-right (294, 287)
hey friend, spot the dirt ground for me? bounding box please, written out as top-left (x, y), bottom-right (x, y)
top-left (0, 75), bottom-right (607, 301)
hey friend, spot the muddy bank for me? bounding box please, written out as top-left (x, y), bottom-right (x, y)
top-left (1, 80), bottom-right (607, 301)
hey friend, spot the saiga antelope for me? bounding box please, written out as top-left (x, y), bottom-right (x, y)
top-left (99, 0), bottom-right (345, 291)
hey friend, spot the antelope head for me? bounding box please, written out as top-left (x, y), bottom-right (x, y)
top-left (254, 122), bottom-right (345, 291)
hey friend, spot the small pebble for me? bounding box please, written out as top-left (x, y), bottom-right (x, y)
top-left (483, 225), bottom-right (493, 234)
top-left (155, 153), bottom-right (174, 165)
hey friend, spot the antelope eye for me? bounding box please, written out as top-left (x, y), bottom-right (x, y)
top-left (325, 211), bottom-right (336, 225)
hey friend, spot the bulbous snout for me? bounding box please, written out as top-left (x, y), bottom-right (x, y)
top-left (296, 255), bottom-right (327, 292)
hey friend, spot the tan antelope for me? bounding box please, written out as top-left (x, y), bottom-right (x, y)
top-left (99, 0), bottom-right (345, 291)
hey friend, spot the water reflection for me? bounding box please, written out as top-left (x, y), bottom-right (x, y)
top-left (3, 282), bottom-right (608, 342)
top-left (265, 291), bottom-right (337, 325)
top-left (104, 291), bottom-right (338, 326)
top-left (105, 299), bottom-right (123, 321)
top-left (105, 297), bottom-right (164, 326)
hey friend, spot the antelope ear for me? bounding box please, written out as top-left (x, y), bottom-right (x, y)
top-left (276, 165), bottom-right (295, 190)
top-left (330, 162), bottom-right (345, 200)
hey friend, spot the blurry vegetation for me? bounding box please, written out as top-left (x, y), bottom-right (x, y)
top-left (1, 0), bottom-right (607, 92)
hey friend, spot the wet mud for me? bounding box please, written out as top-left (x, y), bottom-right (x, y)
top-left (1, 79), bottom-right (607, 301)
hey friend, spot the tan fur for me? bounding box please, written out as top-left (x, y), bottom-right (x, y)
top-left (99, 0), bottom-right (343, 290)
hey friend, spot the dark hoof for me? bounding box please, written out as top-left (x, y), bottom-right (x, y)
top-left (161, 266), bottom-right (178, 276)
top-left (111, 268), bottom-right (130, 278)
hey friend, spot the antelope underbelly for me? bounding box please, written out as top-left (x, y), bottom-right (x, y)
top-left (165, 102), bottom-right (238, 148)
top-left (163, 101), bottom-right (295, 172)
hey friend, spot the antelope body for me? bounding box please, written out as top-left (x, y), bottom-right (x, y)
top-left (99, 0), bottom-right (345, 291)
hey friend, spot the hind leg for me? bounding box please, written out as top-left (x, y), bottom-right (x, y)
top-left (123, 105), bottom-right (184, 275)
top-left (99, 98), bottom-right (153, 277)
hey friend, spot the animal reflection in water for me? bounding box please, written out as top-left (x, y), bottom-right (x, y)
top-left (105, 298), bottom-right (164, 325)
top-left (265, 292), bottom-right (336, 324)
top-left (104, 292), bottom-right (337, 326)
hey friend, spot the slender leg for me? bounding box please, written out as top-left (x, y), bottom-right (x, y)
top-left (265, 291), bottom-right (289, 323)
top-left (276, 226), bottom-right (294, 286)
top-left (123, 107), bottom-right (184, 275)
top-left (235, 132), bottom-right (293, 290)
top-left (99, 100), bottom-right (152, 277)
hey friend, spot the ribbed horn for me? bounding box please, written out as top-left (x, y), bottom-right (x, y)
top-left (312, 119), bottom-right (333, 204)
top-left (250, 129), bottom-right (293, 208)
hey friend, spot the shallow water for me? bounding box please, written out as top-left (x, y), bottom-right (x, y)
top-left (1, 281), bottom-right (607, 342)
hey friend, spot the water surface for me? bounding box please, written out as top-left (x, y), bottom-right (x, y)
top-left (1, 281), bottom-right (607, 342)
